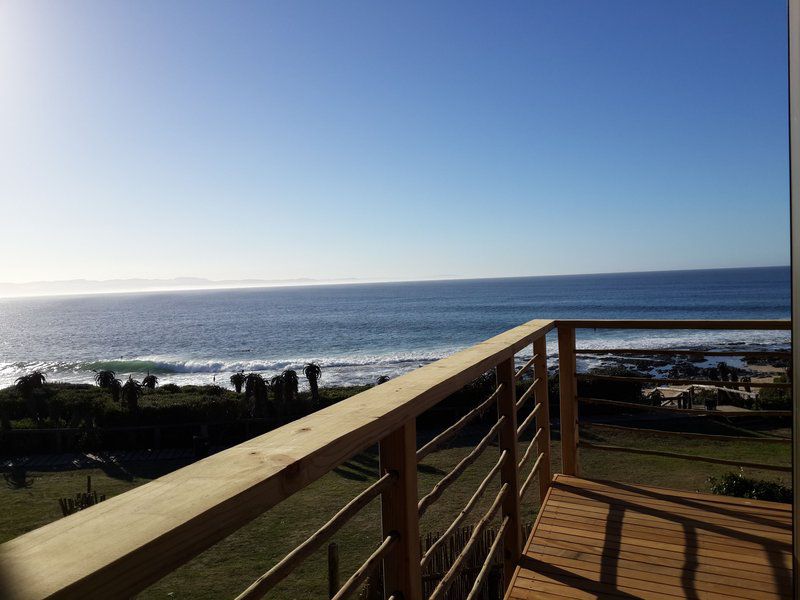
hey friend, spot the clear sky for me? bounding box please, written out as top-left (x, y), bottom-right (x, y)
top-left (0, 1), bottom-right (790, 285)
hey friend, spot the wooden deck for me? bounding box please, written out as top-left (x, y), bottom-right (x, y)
top-left (507, 475), bottom-right (793, 600)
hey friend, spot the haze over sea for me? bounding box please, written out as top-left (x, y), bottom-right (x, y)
top-left (0, 266), bottom-right (790, 390)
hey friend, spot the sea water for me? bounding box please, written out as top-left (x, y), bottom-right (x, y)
top-left (0, 267), bottom-right (790, 389)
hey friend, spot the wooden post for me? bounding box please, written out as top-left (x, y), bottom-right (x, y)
top-left (379, 420), bottom-right (422, 600)
top-left (790, 0), bottom-right (800, 589)
top-left (557, 325), bottom-right (579, 476)
top-left (327, 542), bottom-right (340, 599)
top-left (533, 337), bottom-right (552, 499)
top-left (495, 357), bottom-right (522, 588)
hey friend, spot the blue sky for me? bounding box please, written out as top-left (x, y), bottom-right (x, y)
top-left (0, 1), bottom-right (790, 285)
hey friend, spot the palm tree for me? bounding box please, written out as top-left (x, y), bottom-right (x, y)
top-left (376, 375), bottom-right (391, 385)
top-left (303, 363), bottom-right (322, 406)
top-left (121, 376), bottom-right (142, 412)
top-left (244, 373), bottom-right (268, 417)
top-left (282, 369), bottom-right (299, 403)
top-left (94, 369), bottom-right (122, 403)
top-left (270, 375), bottom-right (285, 407)
top-left (26, 371), bottom-right (47, 387)
top-left (14, 371), bottom-right (47, 398)
top-left (230, 371), bottom-right (246, 394)
top-left (142, 372), bottom-right (159, 390)
top-left (94, 370), bottom-right (118, 389)
top-left (14, 371), bottom-right (47, 425)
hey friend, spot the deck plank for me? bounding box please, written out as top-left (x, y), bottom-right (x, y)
top-left (506, 475), bottom-right (793, 600)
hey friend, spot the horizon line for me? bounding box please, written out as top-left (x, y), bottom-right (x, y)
top-left (0, 264), bottom-right (789, 301)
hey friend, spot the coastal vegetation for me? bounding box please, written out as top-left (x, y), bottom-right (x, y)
top-left (709, 469), bottom-right (792, 503)
top-left (303, 362), bottom-right (321, 406)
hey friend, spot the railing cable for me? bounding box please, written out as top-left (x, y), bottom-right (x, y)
top-left (418, 416), bottom-right (505, 517)
top-left (416, 384), bottom-right (503, 461)
top-left (419, 450), bottom-right (507, 569)
top-left (234, 471), bottom-right (396, 600)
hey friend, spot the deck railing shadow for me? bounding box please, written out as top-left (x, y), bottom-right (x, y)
top-left (552, 480), bottom-right (793, 596)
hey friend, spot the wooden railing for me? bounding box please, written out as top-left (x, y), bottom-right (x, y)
top-left (555, 319), bottom-right (792, 477)
top-left (0, 319), bottom-right (555, 600)
top-left (0, 318), bottom-right (791, 599)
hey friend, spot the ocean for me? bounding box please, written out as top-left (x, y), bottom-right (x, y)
top-left (0, 266), bottom-right (790, 390)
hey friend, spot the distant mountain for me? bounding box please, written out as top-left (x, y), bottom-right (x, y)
top-left (0, 277), bottom-right (364, 298)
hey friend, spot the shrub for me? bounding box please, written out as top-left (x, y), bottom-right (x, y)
top-left (579, 366), bottom-right (644, 403)
top-left (754, 375), bottom-right (791, 411)
top-left (709, 470), bottom-right (791, 503)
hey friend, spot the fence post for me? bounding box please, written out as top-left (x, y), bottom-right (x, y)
top-left (327, 542), bottom-right (340, 599)
top-left (496, 357), bottom-right (522, 588)
top-left (533, 337), bottom-right (552, 499)
top-left (557, 325), bottom-right (579, 476)
top-left (379, 420), bottom-right (423, 600)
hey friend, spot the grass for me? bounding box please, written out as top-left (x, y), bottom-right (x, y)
top-left (0, 416), bottom-right (792, 598)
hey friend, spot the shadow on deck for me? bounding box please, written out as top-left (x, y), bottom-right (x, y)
top-left (507, 475), bottom-right (793, 600)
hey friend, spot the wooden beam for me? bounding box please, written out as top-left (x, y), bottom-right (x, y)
top-left (0, 319), bottom-right (555, 600)
top-left (578, 396), bottom-right (792, 417)
top-left (558, 326), bottom-right (579, 476)
top-left (379, 421), bottom-right (422, 600)
top-left (579, 441), bottom-right (792, 473)
top-left (496, 357), bottom-right (522, 588)
top-left (577, 373), bottom-right (790, 388)
top-left (533, 336), bottom-right (552, 500)
top-left (790, 0), bottom-right (800, 589)
top-left (583, 422), bottom-right (792, 444)
top-left (556, 319), bottom-right (791, 330)
top-left (575, 348), bottom-right (791, 358)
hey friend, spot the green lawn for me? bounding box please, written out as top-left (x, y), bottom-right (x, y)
top-left (0, 419), bottom-right (791, 599)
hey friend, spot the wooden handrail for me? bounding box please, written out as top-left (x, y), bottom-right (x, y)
top-left (0, 318), bottom-right (554, 600)
top-left (575, 348), bottom-right (791, 357)
top-left (556, 319), bottom-right (791, 330)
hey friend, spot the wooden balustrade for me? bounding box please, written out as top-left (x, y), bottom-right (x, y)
top-left (532, 336), bottom-right (552, 500)
top-left (0, 317), bottom-right (790, 600)
top-left (557, 319), bottom-right (792, 478)
top-left (557, 325), bottom-right (579, 476)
